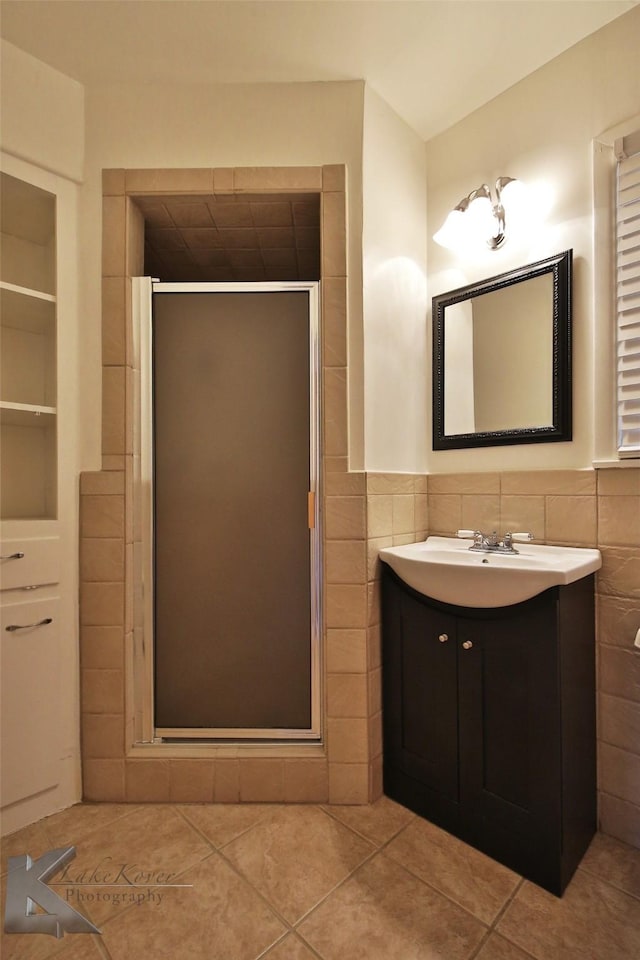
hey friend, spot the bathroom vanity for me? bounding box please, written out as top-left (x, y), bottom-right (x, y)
top-left (381, 562), bottom-right (597, 896)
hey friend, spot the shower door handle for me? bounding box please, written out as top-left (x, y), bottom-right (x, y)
top-left (308, 491), bottom-right (316, 529)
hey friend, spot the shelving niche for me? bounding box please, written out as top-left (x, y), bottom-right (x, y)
top-left (1, 172), bottom-right (57, 519)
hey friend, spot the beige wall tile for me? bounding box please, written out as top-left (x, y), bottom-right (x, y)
top-left (599, 693), bottom-right (640, 755)
top-left (125, 759), bottom-right (171, 801)
top-left (597, 547), bottom-right (640, 599)
top-left (322, 165), bottom-right (346, 191)
top-left (102, 366), bottom-right (126, 456)
top-left (213, 168), bottom-right (234, 192)
top-left (327, 674), bottom-right (368, 718)
top-left (102, 277), bottom-right (127, 366)
top-left (598, 469), bottom-right (640, 496)
top-left (599, 743), bottom-right (640, 805)
top-left (414, 475), bottom-right (428, 494)
top-left (597, 596), bottom-right (640, 648)
top-left (326, 540), bottom-right (366, 584)
top-left (81, 626), bottom-right (124, 670)
top-left (81, 494), bottom-right (125, 539)
top-left (546, 495), bottom-right (597, 544)
top-left (239, 760), bottom-right (285, 802)
top-left (327, 629), bottom-right (368, 674)
top-left (83, 759), bottom-right (125, 801)
top-left (82, 713), bottom-right (124, 758)
top-left (429, 473), bottom-right (500, 495)
top-left (80, 471), bottom-right (125, 496)
top-left (82, 669), bottom-right (124, 714)
top-left (81, 581), bottom-right (125, 626)
top-left (367, 624), bottom-right (381, 672)
top-left (102, 195), bottom-right (126, 277)
top-left (328, 763), bottom-right (369, 804)
top-left (125, 168), bottom-right (213, 194)
top-left (461, 495), bottom-right (500, 533)
top-left (368, 668), bottom-right (382, 716)
top-left (367, 537), bottom-right (393, 581)
top-left (367, 474), bottom-right (415, 495)
top-left (499, 496), bottom-right (545, 539)
top-left (415, 494), bottom-right (428, 534)
top-left (598, 792), bottom-right (640, 847)
top-left (324, 497), bottom-right (366, 540)
top-left (324, 367), bottom-right (348, 457)
top-left (369, 755), bottom-right (383, 801)
top-left (233, 166), bottom-right (322, 191)
top-left (327, 718), bottom-right (368, 763)
top-left (501, 469), bottom-right (596, 495)
top-left (367, 495), bottom-right (393, 538)
top-left (428, 494), bottom-right (462, 535)
top-left (126, 198), bottom-right (145, 276)
top-left (102, 455), bottom-right (126, 471)
top-left (325, 456), bottom-right (349, 474)
top-left (214, 760), bottom-right (240, 802)
top-left (284, 760), bottom-right (329, 802)
top-left (324, 471), bottom-right (366, 496)
top-left (322, 277), bottom-right (347, 367)
top-left (392, 495), bottom-right (415, 535)
top-left (367, 580), bottom-right (381, 627)
top-left (169, 761), bottom-right (215, 802)
top-left (102, 169), bottom-right (125, 195)
top-left (81, 538), bottom-right (125, 582)
top-left (322, 192), bottom-right (346, 278)
top-left (599, 646), bottom-right (640, 702)
top-left (368, 712), bottom-right (382, 759)
top-left (599, 496), bottom-right (640, 547)
top-left (326, 583), bottom-right (367, 629)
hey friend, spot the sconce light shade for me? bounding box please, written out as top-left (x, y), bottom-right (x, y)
top-left (433, 177), bottom-right (525, 251)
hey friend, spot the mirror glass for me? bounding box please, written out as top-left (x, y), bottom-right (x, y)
top-left (433, 250), bottom-right (572, 450)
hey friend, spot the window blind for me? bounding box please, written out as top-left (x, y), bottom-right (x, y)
top-left (615, 130), bottom-right (640, 457)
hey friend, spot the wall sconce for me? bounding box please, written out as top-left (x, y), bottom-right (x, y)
top-left (433, 177), bottom-right (525, 251)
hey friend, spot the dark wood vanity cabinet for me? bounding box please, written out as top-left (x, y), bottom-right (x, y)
top-left (381, 565), bottom-right (596, 896)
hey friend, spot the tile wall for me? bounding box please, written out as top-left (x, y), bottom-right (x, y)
top-left (425, 468), bottom-right (640, 848)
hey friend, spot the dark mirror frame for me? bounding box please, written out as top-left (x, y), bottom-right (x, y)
top-left (432, 249), bottom-right (572, 450)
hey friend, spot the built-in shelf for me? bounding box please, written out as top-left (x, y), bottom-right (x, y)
top-left (1, 171), bottom-right (57, 520)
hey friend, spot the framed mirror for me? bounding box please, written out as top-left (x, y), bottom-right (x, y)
top-left (432, 249), bottom-right (572, 450)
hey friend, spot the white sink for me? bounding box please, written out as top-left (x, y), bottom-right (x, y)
top-left (379, 536), bottom-right (602, 608)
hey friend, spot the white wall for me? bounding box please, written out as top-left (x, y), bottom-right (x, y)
top-left (80, 80), bottom-right (365, 468)
top-left (425, 5), bottom-right (640, 472)
top-left (362, 86), bottom-right (428, 472)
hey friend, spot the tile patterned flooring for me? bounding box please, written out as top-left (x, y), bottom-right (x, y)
top-left (1, 797), bottom-right (639, 960)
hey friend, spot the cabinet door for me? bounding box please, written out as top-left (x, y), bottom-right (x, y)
top-left (383, 572), bottom-right (458, 801)
top-left (457, 596), bottom-right (561, 874)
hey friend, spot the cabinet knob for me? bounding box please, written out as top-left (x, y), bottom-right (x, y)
top-left (462, 640), bottom-right (473, 650)
top-left (438, 633), bottom-right (449, 643)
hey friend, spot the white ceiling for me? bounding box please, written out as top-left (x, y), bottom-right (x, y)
top-left (0, 0), bottom-right (636, 140)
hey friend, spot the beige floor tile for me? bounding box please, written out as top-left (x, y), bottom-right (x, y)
top-left (579, 832), bottom-right (640, 898)
top-left (297, 853), bottom-right (486, 960)
top-left (475, 933), bottom-right (536, 959)
top-left (323, 795), bottom-right (414, 846)
top-left (263, 933), bottom-right (320, 959)
top-left (179, 803), bottom-right (286, 848)
top-left (1, 819), bottom-right (51, 877)
top-left (54, 806), bottom-right (212, 926)
top-left (41, 802), bottom-right (141, 848)
top-left (99, 851), bottom-right (286, 960)
top-left (223, 806), bottom-right (374, 923)
top-left (497, 870), bottom-right (640, 960)
top-left (385, 817), bottom-right (521, 924)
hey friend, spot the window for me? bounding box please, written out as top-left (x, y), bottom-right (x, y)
top-left (615, 131), bottom-right (640, 457)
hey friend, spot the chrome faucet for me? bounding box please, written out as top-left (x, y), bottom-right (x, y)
top-left (457, 529), bottom-right (534, 554)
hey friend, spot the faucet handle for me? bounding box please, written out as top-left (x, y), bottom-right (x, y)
top-left (457, 529), bottom-right (478, 539)
top-left (510, 532), bottom-right (534, 542)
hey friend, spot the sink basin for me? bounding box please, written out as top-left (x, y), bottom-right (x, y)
top-left (379, 536), bottom-right (602, 608)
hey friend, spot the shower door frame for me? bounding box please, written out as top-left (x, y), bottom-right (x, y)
top-left (133, 278), bottom-right (322, 743)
